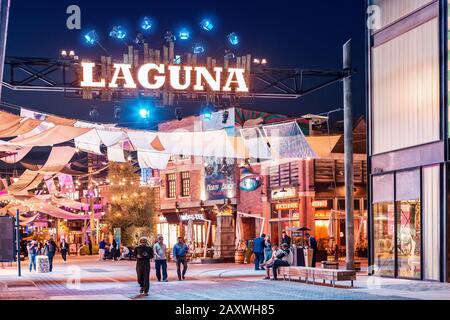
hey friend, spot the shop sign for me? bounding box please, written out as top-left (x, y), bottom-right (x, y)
top-left (271, 187), bottom-right (297, 200)
top-left (81, 62), bottom-right (249, 93)
top-left (275, 202), bottom-right (299, 210)
top-left (312, 200), bottom-right (329, 208)
top-left (179, 213), bottom-right (205, 221)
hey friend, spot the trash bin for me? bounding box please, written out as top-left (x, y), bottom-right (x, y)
top-left (36, 255), bottom-right (50, 273)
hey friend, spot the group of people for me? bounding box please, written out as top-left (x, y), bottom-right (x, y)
top-left (252, 230), bottom-right (318, 281)
top-left (98, 239), bottom-right (121, 261)
top-left (135, 235), bottom-right (189, 296)
top-left (26, 238), bottom-right (62, 272)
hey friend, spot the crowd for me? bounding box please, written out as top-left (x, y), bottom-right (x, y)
top-left (24, 230), bottom-right (318, 295)
top-left (25, 234), bottom-right (189, 297)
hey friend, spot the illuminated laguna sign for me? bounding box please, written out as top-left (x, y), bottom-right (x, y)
top-left (81, 62), bottom-right (249, 92)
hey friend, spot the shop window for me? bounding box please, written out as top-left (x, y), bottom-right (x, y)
top-left (396, 200), bottom-right (421, 279)
top-left (337, 199), bottom-right (345, 210)
top-left (181, 172), bottom-right (190, 197)
top-left (280, 210), bottom-right (290, 219)
top-left (373, 202), bottom-right (395, 277)
top-left (166, 173), bottom-right (176, 199)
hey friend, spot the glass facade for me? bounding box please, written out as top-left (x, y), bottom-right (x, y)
top-left (373, 202), bottom-right (395, 277)
top-left (397, 200), bottom-right (421, 279)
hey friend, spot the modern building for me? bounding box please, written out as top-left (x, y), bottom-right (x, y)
top-left (367, 0), bottom-right (447, 281)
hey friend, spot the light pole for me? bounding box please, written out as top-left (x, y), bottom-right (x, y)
top-left (343, 39), bottom-right (355, 271)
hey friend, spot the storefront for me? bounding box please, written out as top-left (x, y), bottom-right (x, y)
top-left (269, 187), bottom-right (300, 244)
top-left (158, 210), bottom-right (216, 250)
top-left (367, 0), bottom-right (445, 281)
top-left (371, 167), bottom-right (440, 280)
top-left (313, 198), bottom-right (367, 257)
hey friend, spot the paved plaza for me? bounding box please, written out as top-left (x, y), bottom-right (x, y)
top-left (0, 256), bottom-right (449, 300)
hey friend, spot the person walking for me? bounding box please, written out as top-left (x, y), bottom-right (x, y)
top-left (135, 237), bottom-right (153, 296)
top-left (154, 235), bottom-right (168, 282)
top-left (263, 235), bottom-right (273, 263)
top-left (306, 233), bottom-right (318, 267)
top-left (44, 238), bottom-right (57, 272)
top-left (27, 240), bottom-right (37, 272)
top-left (99, 239), bottom-right (106, 261)
top-left (60, 239), bottom-right (69, 263)
top-left (253, 233), bottom-right (266, 271)
top-left (172, 237), bottom-right (189, 281)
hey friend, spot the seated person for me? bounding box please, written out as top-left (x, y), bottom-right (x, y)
top-left (263, 245), bottom-right (281, 280)
top-left (121, 246), bottom-right (130, 260)
top-left (264, 243), bottom-right (291, 281)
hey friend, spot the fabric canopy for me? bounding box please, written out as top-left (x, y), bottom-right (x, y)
top-left (74, 130), bottom-right (102, 155)
top-left (97, 129), bottom-right (127, 147)
top-left (7, 170), bottom-right (43, 195)
top-left (262, 121), bottom-right (317, 160)
top-left (0, 147), bottom-right (33, 164)
top-left (137, 151), bottom-right (171, 170)
top-left (107, 144), bottom-right (126, 163)
top-left (0, 118), bottom-right (42, 138)
top-left (9, 125), bottom-right (91, 147)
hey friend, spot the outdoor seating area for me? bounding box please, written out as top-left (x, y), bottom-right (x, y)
top-left (279, 265), bottom-right (357, 288)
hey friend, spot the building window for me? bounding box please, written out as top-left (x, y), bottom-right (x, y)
top-left (169, 155), bottom-right (175, 162)
top-left (269, 162), bottom-right (299, 187)
top-left (181, 172), bottom-right (190, 197)
top-left (166, 173), bottom-right (176, 198)
top-left (179, 154), bottom-right (190, 160)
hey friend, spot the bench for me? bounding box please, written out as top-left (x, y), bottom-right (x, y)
top-left (282, 266), bottom-right (357, 287)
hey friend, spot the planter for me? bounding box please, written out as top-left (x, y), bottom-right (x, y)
top-left (235, 251), bottom-right (245, 264)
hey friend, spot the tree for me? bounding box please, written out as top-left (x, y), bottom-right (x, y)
top-left (104, 162), bottom-right (158, 246)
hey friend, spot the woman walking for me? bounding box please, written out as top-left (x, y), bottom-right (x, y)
top-left (264, 235), bottom-right (273, 263)
top-left (27, 240), bottom-right (37, 272)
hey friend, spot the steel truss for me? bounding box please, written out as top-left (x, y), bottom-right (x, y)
top-left (3, 56), bottom-right (354, 103)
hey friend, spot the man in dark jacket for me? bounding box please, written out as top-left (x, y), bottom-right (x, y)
top-left (135, 237), bottom-right (153, 296)
top-left (253, 234), bottom-right (266, 271)
top-left (306, 233), bottom-right (318, 267)
top-left (45, 239), bottom-right (57, 272)
top-left (281, 231), bottom-right (291, 248)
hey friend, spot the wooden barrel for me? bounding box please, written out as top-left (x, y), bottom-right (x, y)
top-left (235, 251), bottom-right (245, 264)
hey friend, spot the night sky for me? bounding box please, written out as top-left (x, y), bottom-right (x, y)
top-left (3, 0), bottom-right (366, 127)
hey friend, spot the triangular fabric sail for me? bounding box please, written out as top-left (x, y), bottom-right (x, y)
top-left (262, 121), bottom-right (317, 161)
top-left (150, 135), bottom-right (166, 152)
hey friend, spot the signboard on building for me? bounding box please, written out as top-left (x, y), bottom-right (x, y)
top-left (179, 213), bottom-right (205, 222)
top-left (81, 63), bottom-right (249, 93)
top-left (271, 187), bottom-right (297, 200)
top-left (312, 200), bottom-right (329, 208)
top-left (204, 157), bottom-right (235, 200)
top-left (0, 216), bottom-right (15, 262)
top-left (275, 202), bottom-right (299, 210)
